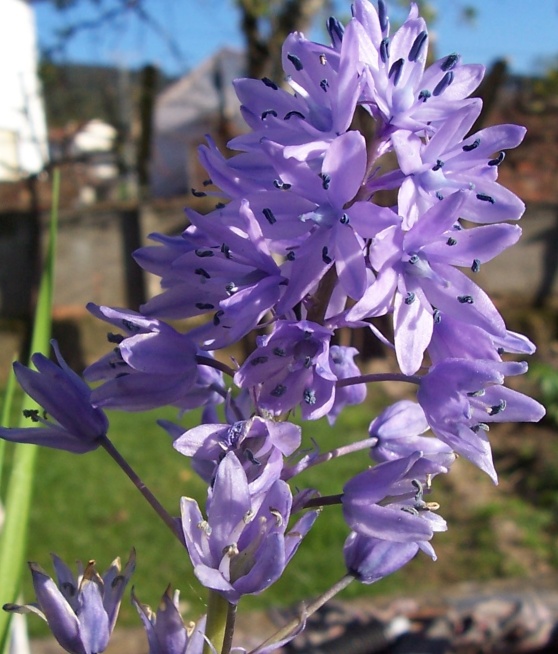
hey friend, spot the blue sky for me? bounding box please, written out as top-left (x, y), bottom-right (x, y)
top-left (33, 0), bottom-right (558, 78)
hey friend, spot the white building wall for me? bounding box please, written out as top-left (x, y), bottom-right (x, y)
top-left (0, 0), bottom-right (48, 181)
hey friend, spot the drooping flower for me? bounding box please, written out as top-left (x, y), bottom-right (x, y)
top-left (0, 342), bottom-right (108, 453)
top-left (180, 453), bottom-right (318, 604)
top-left (417, 358), bottom-right (546, 481)
top-left (4, 552), bottom-right (135, 654)
top-left (131, 586), bottom-right (206, 654)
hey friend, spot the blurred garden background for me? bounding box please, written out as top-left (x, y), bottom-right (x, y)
top-left (2, 0), bottom-right (558, 642)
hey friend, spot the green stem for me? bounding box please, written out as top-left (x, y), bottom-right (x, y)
top-left (204, 591), bottom-right (234, 654)
top-left (250, 574), bottom-right (354, 653)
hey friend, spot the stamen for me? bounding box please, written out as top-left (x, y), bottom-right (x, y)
top-left (319, 54), bottom-right (327, 65)
top-left (194, 268), bottom-right (211, 279)
top-left (303, 389), bottom-right (317, 405)
top-left (476, 193), bottom-right (495, 204)
top-left (378, 0), bottom-right (389, 33)
top-left (441, 53), bottom-right (459, 71)
top-left (322, 246), bottom-right (332, 264)
top-left (23, 409), bottom-right (40, 422)
top-left (286, 251), bottom-right (296, 261)
top-left (271, 384), bottom-right (287, 397)
top-left (213, 310), bottom-right (225, 326)
top-left (250, 356), bottom-right (268, 366)
top-left (488, 399), bottom-right (507, 416)
top-left (472, 422), bottom-right (490, 432)
top-left (195, 303), bottom-right (214, 310)
top-left (467, 389), bottom-right (485, 397)
top-left (261, 109), bottom-right (278, 120)
top-left (225, 282), bottom-right (238, 295)
top-left (436, 191), bottom-right (444, 201)
top-left (409, 254), bottom-right (419, 263)
top-left (418, 89), bottom-right (431, 102)
top-left (198, 520), bottom-right (212, 536)
top-left (215, 202), bottom-right (226, 209)
top-left (195, 248), bottom-right (214, 258)
top-left (327, 17), bottom-right (344, 46)
top-left (261, 77), bottom-right (278, 90)
top-left (222, 543), bottom-right (239, 558)
top-left (433, 309), bottom-right (442, 323)
top-left (284, 110), bottom-right (305, 120)
top-left (262, 208), bottom-right (277, 224)
top-left (320, 173), bottom-right (331, 190)
top-left (432, 159), bottom-right (444, 171)
top-left (389, 58), bottom-right (404, 86)
top-left (380, 37), bottom-right (390, 63)
top-left (287, 53), bottom-right (303, 71)
top-left (432, 71), bottom-right (453, 96)
top-left (244, 449), bottom-right (261, 465)
top-left (471, 259), bottom-right (481, 273)
top-left (122, 319), bottom-right (141, 332)
top-left (401, 506), bottom-right (419, 516)
top-left (269, 508), bottom-right (284, 527)
top-left (202, 179), bottom-right (213, 186)
top-left (273, 347), bottom-right (286, 357)
top-left (320, 79), bottom-right (329, 91)
top-left (488, 151), bottom-right (505, 166)
top-left (463, 138), bottom-right (480, 152)
top-left (457, 295), bottom-right (474, 304)
top-left (446, 237), bottom-right (457, 246)
top-left (408, 31), bottom-right (428, 62)
top-left (340, 213), bottom-right (349, 224)
top-left (221, 243), bottom-right (231, 258)
top-left (404, 292), bottom-right (416, 305)
top-left (191, 188), bottom-right (206, 197)
top-left (107, 332), bottom-right (124, 344)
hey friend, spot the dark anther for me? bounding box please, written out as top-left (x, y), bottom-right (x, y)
top-left (286, 251), bottom-right (296, 261)
top-left (433, 71), bottom-right (454, 96)
top-left (195, 268), bottom-right (211, 279)
top-left (61, 582), bottom-right (77, 596)
top-left (191, 188), bottom-right (207, 197)
top-left (446, 237), bottom-right (457, 246)
top-left (122, 319), bottom-right (141, 332)
top-left (23, 409), bottom-right (40, 422)
top-left (195, 248), bottom-right (214, 258)
top-left (378, 0), bottom-right (389, 33)
top-left (409, 31), bottom-right (428, 62)
top-left (441, 53), bottom-right (459, 71)
top-left (476, 193), bottom-right (495, 204)
top-left (322, 246), bottom-right (332, 264)
top-left (320, 173), bottom-right (331, 190)
top-left (412, 478), bottom-right (424, 501)
top-left (433, 309), bottom-right (442, 323)
top-left (273, 179), bottom-right (291, 190)
top-left (304, 356), bottom-right (313, 368)
top-left (471, 259), bottom-right (481, 273)
top-left (409, 254), bottom-right (419, 264)
top-left (107, 332), bottom-right (124, 344)
top-left (418, 89), bottom-right (431, 102)
top-left (327, 17), bottom-right (345, 46)
top-left (340, 213), bottom-right (349, 225)
top-left (436, 191), bottom-right (444, 201)
top-left (432, 159), bottom-right (444, 171)
top-left (261, 109), bottom-right (278, 120)
top-left (401, 506), bottom-right (419, 516)
top-left (262, 77), bottom-right (278, 90)
top-left (467, 389), bottom-right (485, 397)
top-left (213, 310), bottom-right (225, 326)
top-left (244, 449), bottom-right (261, 466)
top-left (215, 202), bottom-right (226, 209)
top-left (221, 243), bottom-right (231, 258)
top-left (488, 151), bottom-right (505, 166)
top-left (457, 295), bottom-right (474, 304)
top-left (319, 53), bottom-right (327, 65)
top-left (271, 384), bottom-right (287, 397)
top-left (263, 208), bottom-right (277, 224)
top-left (303, 389), bottom-right (317, 405)
top-left (472, 422), bottom-right (490, 433)
top-left (320, 79), bottom-right (329, 92)
top-left (389, 58), bottom-right (405, 86)
top-left (404, 292), bottom-right (416, 305)
top-left (488, 399), bottom-right (507, 416)
top-left (462, 138), bottom-right (481, 152)
top-left (497, 346), bottom-right (505, 355)
top-left (195, 303), bottom-right (214, 310)
top-left (287, 53), bottom-right (304, 71)
top-left (380, 37), bottom-right (390, 63)
top-left (284, 110), bottom-right (305, 120)
top-left (250, 356), bottom-right (269, 366)
top-left (273, 347), bottom-right (286, 357)
top-left (225, 282), bottom-right (238, 296)
top-left (202, 179), bottom-right (213, 186)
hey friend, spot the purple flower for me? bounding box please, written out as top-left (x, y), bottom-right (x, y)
top-left (234, 320), bottom-right (337, 420)
top-left (342, 453), bottom-right (446, 548)
top-left (369, 400), bottom-right (455, 474)
top-left (0, 342), bottom-right (108, 453)
top-left (84, 304), bottom-right (200, 411)
top-left (132, 587), bottom-right (206, 654)
top-left (345, 191), bottom-right (520, 373)
top-left (4, 552), bottom-right (135, 654)
top-left (180, 453), bottom-right (317, 604)
top-left (344, 532), bottom-right (422, 584)
top-left (418, 358), bottom-right (546, 481)
top-left (172, 417), bottom-right (301, 495)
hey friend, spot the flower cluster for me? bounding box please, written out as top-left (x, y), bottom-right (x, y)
top-left (0, 1), bottom-right (545, 653)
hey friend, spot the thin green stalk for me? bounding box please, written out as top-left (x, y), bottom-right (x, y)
top-left (203, 591), bottom-right (234, 654)
top-left (0, 169), bottom-right (59, 653)
top-left (0, 360), bottom-right (17, 489)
